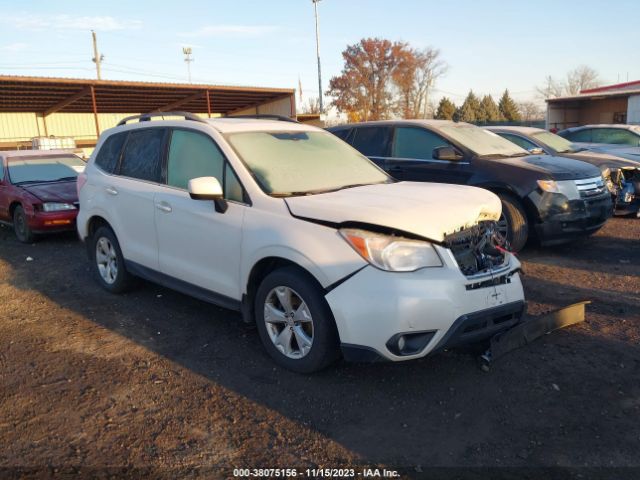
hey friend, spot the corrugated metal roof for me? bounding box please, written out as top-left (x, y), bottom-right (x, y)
top-left (0, 75), bottom-right (294, 115)
top-left (546, 89), bottom-right (640, 103)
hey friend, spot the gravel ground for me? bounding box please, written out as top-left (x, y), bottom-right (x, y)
top-left (0, 218), bottom-right (638, 479)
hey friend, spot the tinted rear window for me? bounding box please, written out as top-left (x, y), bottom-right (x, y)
top-left (350, 127), bottom-right (392, 157)
top-left (95, 132), bottom-right (127, 173)
top-left (119, 128), bottom-right (167, 183)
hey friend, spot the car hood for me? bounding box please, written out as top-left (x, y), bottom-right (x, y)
top-left (563, 150), bottom-right (640, 170)
top-left (485, 154), bottom-right (601, 180)
top-left (588, 145), bottom-right (640, 161)
top-left (284, 181), bottom-right (501, 242)
top-left (19, 181), bottom-right (78, 203)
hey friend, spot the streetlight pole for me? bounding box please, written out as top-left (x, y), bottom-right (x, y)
top-left (312, 0), bottom-right (323, 114)
top-left (183, 47), bottom-right (194, 83)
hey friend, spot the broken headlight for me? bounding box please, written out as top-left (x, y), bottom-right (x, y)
top-left (340, 228), bottom-right (442, 272)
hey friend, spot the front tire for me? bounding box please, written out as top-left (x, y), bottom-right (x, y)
top-left (496, 194), bottom-right (529, 252)
top-left (90, 226), bottom-right (135, 293)
top-left (254, 267), bottom-right (340, 373)
top-left (13, 205), bottom-right (34, 243)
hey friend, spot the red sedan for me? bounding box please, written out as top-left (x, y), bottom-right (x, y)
top-left (0, 150), bottom-right (86, 242)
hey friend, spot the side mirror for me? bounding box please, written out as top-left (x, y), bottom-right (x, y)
top-left (188, 176), bottom-right (228, 213)
top-left (528, 147), bottom-right (545, 155)
top-left (433, 146), bottom-right (463, 161)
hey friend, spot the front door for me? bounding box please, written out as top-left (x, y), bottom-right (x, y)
top-left (154, 128), bottom-right (247, 301)
top-left (388, 126), bottom-right (474, 184)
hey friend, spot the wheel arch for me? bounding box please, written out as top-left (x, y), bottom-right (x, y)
top-left (9, 201), bottom-right (22, 217)
top-left (242, 256), bottom-right (325, 324)
top-left (477, 183), bottom-right (538, 224)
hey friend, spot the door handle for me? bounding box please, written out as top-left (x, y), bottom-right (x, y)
top-left (156, 202), bottom-right (172, 213)
top-left (105, 186), bottom-right (118, 195)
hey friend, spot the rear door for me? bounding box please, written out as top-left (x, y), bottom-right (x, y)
top-left (389, 126), bottom-right (473, 184)
top-left (107, 127), bottom-right (167, 269)
top-left (154, 128), bottom-right (246, 301)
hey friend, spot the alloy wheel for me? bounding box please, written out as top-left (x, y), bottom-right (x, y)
top-left (95, 237), bottom-right (118, 284)
top-left (263, 286), bottom-right (314, 359)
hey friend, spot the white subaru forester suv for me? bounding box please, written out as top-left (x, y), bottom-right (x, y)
top-left (77, 112), bottom-right (525, 372)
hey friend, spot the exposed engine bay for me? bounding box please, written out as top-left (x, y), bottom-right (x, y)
top-left (443, 221), bottom-right (508, 276)
top-left (607, 168), bottom-right (640, 212)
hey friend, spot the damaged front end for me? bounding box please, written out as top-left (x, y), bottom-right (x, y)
top-left (604, 167), bottom-right (640, 216)
top-left (443, 220), bottom-right (509, 276)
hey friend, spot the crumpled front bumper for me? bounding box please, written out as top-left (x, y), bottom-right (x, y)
top-left (325, 247), bottom-right (525, 362)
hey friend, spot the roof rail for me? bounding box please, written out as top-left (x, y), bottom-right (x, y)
top-left (117, 111), bottom-right (207, 126)
top-left (227, 114), bottom-right (299, 123)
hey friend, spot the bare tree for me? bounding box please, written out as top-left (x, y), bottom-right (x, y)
top-left (518, 101), bottom-right (544, 122)
top-left (301, 97), bottom-right (321, 114)
top-left (391, 46), bottom-right (447, 118)
top-left (566, 65), bottom-right (601, 95)
top-left (536, 75), bottom-right (565, 99)
top-left (412, 47), bottom-right (448, 118)
top-left (536, 66), bottom-right (602, 99)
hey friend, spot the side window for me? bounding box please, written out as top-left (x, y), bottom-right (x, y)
top-left (119, 128), bottom-right (166, 182)
top-left (0, 159), bottom-right (4, 182)
top-left (499, 133), bottom-right (537, 151)
top-left (331, 128), bottom-right (354, 143)
top-left (565, 129), bottom-right (592, 143)
top-left (224, 164), bottom-right (244, 203)
top-left (593, 128), bottom-right (639, 146)
top-left (167, 129), bottom-right (225, 190)
top-left (350, 127), bottom-right (392, 157)
top-left (95, 132), bottom-right (127, 174)
top-left (392, 127), bottom-right (451, 160)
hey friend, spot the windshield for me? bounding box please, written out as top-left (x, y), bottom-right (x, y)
top-left (226, 131), bottom-right (390, 196)
top-left (439, 124), bottom-right (528, 157)
top-left (8, 155), bottom-right (85, 184)
top-left (531, 131), bottom-right (577, 153)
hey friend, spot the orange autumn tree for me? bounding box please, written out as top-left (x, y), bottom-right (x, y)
top-left (328, 38), bottom-right (446, 121)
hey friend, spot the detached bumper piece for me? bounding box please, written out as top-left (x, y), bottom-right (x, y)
top-left (480, 301), bottom-right (590, 370)
top-left (434, 301), bottom-right (526, 351)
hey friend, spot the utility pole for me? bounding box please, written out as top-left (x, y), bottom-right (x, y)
top-left (91, 30), bottom-right (103, 80)
top-left (183, 47), bottom-right (194, 83)
top-left (312, 0), bottom-right (323, 114)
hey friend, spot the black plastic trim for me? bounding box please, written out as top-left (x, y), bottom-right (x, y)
top-left (340, 343), bottom-right (388, 363)
top-left (125, 260), bottom-right (241, 312)
top-left (433, 301), bottom-right (526, 352)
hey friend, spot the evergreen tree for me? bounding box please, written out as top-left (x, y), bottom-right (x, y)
top-left (498, 89), bottom-right (521, 121)
top-left (456, 90), bottom-right (481, 122)
top-left (435, 97), bottom-right (456, 120)
top-left (477, 95), bottom-right (501, 123)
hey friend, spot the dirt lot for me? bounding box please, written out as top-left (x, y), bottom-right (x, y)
top-left (0, 218), bottom-right (638, 479)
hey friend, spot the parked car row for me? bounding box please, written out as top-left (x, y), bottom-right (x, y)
top-left (487, 126), bottom-right (640, 216)
top-left (328, 120), bottom-right (618, 251)
top-left (1, 113), bottom-right (637, 372)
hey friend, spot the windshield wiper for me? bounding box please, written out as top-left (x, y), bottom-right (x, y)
top-left (54, 176), bottom-right (78, 182)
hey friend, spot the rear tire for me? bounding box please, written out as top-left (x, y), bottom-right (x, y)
top-left (496, 194), bottom-right (528, 252)
top-left (254, 266), bottom-right (340, 373)
top-left (90, 226), bottom-right (135, 293)
top-left (13, 205), bottom-right (34, 243)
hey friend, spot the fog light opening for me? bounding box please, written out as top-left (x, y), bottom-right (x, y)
top-left (386, 331), bottom-right (436, 357)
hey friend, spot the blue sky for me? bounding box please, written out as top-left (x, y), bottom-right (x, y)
top-left (0, 0), bottom-right (639, 108)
